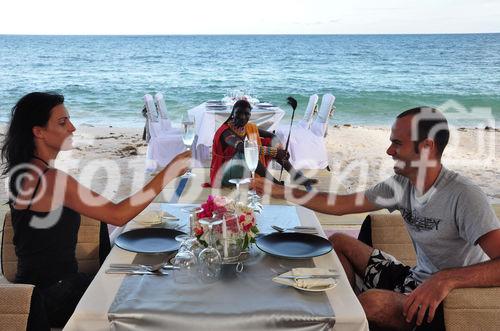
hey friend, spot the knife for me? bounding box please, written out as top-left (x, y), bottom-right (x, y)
top-left (276, 274), bottom-right (340, 280)
top-left (109, 263), bottom-right (179, 270)
top-left (105, 269), bottom-right (169, 275)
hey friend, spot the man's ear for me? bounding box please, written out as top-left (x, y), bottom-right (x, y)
top-left (420, 138), bottom-right (436, 153)
top-left (32, 126), bottom-right (45, 139)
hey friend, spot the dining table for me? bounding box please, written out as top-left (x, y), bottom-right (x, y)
top-left (63, 203), bottom-right (368, 331)
top-left (187, 101), bottom-right (286, 165)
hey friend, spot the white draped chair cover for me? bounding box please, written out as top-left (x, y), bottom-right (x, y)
top-left (310, 93), bottom-right (335, 138)
top-left (154, 92), bottom-right (182, 134)
top-left (144, 94), bottom-right (185, 172)
top-left (298, 94), bottom-right (319, 129)
top-left (275, 94), bottom-right (319, 148)
top-left (277, 94), bottom-right (336, 169)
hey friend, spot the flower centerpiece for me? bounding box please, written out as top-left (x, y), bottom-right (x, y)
top-left (194, 195), bottom-right (259, 258)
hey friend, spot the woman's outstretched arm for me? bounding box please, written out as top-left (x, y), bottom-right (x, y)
top-left (51, 151), bottom-right (191, 226)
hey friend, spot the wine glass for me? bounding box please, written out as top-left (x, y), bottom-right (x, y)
top-left (173, 249), bottom-right (198, 283)
top-left (175, 206), bottom-right (203, 255)
top-left (228, 178), bottom-right (250, 203)
top-left (198, 217), bottom-right (223, 282)
top-left (181, 114), bottom-right (196, 178)
top-left (244, 140), bottom-right (261, 212)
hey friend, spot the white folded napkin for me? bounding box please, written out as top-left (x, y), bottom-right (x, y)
top-left (292, 268), bottom-right (337, 289)
top-left (133, 211), bottom-right (162, 225)
top-left (272, 267), bottom-right (338, 290)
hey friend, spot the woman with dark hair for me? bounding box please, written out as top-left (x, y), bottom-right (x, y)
top-left (1, 92), bottom-right (191, 329)
top-left (209, 99), bottom-right (317, 188)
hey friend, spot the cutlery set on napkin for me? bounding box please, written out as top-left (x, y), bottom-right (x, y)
top-left (273, 268), bottom-right (339, 291)
top-left (270, 225), bottom-right (318, 234)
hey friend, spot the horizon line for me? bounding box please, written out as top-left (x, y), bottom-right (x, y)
top-left (1, 32), bottom-right (499, 37)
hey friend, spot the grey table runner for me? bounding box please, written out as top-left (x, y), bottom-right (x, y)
top-left (108, 206), bottom-right (335, 330)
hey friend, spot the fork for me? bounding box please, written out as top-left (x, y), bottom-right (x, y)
top-left (271, 225), bottom-right (318, 234)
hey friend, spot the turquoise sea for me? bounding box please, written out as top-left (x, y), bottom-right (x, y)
top-left (0, 34), bottom-right (499, 128)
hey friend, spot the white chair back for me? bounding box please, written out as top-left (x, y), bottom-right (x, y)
top-left (154, 92), bottom-right (168, 120)
top-left (154, 92), bottom-right (173, 131)
top-left (310, 94), bottom-right (336, 137)
top-left (144, 94), bottom-right (161, 138)
top-left (144, 94), bottom-right (159, 122)
top-left (298, 94), bottom-right (319, 129)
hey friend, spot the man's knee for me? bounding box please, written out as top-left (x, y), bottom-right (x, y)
top-left (329, 232), bottom-right (356, 251)
top-left (358, 289), bottom-right (410, 330)
top-left (358, 290), bottom-right (387, 317)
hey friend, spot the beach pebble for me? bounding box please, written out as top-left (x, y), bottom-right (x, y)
top-left (118, 145), bottom-right (138, 157)
top-left (343, 124), bottom-right (352, 127)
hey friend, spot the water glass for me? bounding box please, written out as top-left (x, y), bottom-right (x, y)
top-left (198, 217), bottom-right (223, 282)
top-left (173, 250), bottom-right (198, 284)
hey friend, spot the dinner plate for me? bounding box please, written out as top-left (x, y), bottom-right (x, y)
top-left (115, 228), bottom-right (185, 254)
top-left (256, 102), bottom-right (274, 107)
top-left (255, 232), bottom-right (332, 259)
top-left (205, 104), bottom-right (227, 109)
top-left (206, 100), bottom-right (223, 104)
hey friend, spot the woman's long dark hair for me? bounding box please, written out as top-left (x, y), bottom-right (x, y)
top-left (1, 92), bottom-right (64, 199)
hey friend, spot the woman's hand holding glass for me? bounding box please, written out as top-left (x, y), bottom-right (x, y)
top-left (181, 114), bottom-right (196, 178)
top-left (167, 150), bottom-right (192, 178)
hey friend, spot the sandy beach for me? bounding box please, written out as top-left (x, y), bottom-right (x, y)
top-left (1, 124), bottom-right (497, 205)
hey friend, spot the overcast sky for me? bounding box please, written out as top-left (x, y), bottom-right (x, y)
top-left (1, 0), bottom-right (499, 35)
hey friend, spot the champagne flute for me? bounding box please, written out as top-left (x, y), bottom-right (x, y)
top-left (244, 140), bottom-right (261, 211)
top-left (181, 114), bottom-right (196, 178)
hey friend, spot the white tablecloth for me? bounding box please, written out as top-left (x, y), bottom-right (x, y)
top-left (188, 103), bottom-right (286, 164)
top-left (64, 205), bottom-right (368, 331)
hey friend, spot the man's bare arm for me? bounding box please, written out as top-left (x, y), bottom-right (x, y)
top-left (404, 229), bottom-right (500, 325)
top-left (253, 177), bottom-right (381, 215)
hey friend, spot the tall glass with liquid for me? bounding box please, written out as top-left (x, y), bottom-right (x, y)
top-left (181, 114), bottom-right (196, 178)
top-left (244, 140), bottom-right (261, 211)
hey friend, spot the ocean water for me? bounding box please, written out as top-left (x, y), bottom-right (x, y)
top-left (0, 34), bottom-right (499, 128)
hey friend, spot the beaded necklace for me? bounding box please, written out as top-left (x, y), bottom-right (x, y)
top-left (227, 122), bottom-right (246, 138)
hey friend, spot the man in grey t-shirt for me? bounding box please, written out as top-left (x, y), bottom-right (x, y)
top-left (253, 107), bottom-right (500, 331)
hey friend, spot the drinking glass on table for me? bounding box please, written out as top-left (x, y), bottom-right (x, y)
top-left (244, 140), bottom-right (261, 212)
top-left (198, 217), bottom-right (223, 282)
top-left (175, 206), bottom-right (204, 255)
top-left (181, 114), bottom-right (196, 178)
top-left (173, 249), bottom-right (198, 283)
top-left (228, 178), bottom-right (250, 203)
top-left (173, 206), bottom-right (204, 283)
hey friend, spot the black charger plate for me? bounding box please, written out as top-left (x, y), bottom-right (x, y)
top-left (115, 228), bottom-right (185, 254)
top-left (255, 232), bottom-right (332, 259)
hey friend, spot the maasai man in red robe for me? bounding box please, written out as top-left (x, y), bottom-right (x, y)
top-left (210, 100), bottom-right (318, 188)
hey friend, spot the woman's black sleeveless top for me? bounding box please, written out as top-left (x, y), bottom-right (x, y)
top-left (9, 167), bottom-right (81, 287)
